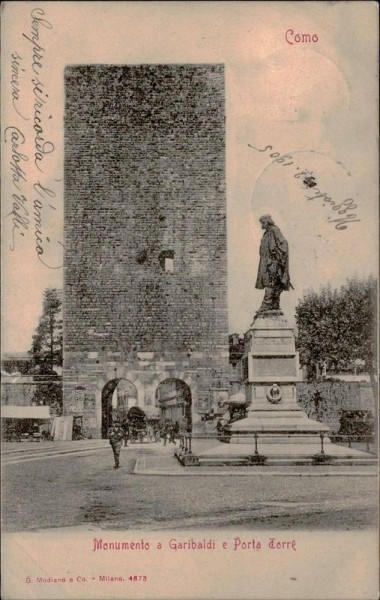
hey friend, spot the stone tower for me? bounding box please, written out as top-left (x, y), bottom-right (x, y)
top-left (63, 65), bottom-right (228, 437)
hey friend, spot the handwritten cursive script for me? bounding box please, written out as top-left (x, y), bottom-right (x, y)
top-left (23, 8), bottom-right (55, 173)
top-left (4, 7), bottom-right (63, 269)
top-left (11, 52), bottom-right (29, 121)
top-left (4, 126), bottom-right (30, 251)
top-left (248, 143), bottom-right (361, 230)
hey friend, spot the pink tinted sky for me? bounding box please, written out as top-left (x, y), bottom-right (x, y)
top-left (2, 1), bottom-right (378, 353)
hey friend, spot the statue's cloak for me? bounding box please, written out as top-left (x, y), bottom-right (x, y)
top-left (255, 225), bottom-right (292, 290)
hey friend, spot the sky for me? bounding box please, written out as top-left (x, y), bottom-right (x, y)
top-left (2, 1), bottom-right (378, 353)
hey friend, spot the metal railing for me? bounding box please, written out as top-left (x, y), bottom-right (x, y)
top-left (177, 431), bottom-right (375, 458)
top-left (331, 433), bottom-right (373, 453)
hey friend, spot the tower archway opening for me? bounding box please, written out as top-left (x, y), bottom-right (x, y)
top-left (155, 378), bottom-right (192, 431)
top-left (101, 378), bottom-right (138, 438)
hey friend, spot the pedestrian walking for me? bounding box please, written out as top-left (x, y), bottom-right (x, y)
top-left (107, 419), bottom-right (125, 469)
top-left (160, 423), bottom-right (167, 446)
top-left (121, 418), bottom-right (130, 447)
top-left (168, 422), bottom-right (176, 445)
top-left (146, 423), bottom-right (154, 442)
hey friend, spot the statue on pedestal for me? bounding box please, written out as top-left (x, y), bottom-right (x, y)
top-left (254, 215), bottom-right (293, 319)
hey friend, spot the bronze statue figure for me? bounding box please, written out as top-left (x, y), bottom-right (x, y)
top-left (255, 214), bottom-right (293, 317)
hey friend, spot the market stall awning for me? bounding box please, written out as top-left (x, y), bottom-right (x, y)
top-left (1, 406), bottom-right (51, 419)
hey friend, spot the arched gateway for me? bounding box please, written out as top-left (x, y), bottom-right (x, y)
top-left (101, 378), bottom-right (137, 438)
top-left (156, 378), bottom-right (192, 431)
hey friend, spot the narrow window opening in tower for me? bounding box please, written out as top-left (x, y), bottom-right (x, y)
top-left (165, 257), bottom-right (174, 272)
top-left (159, 250), bottom-right (174, 272)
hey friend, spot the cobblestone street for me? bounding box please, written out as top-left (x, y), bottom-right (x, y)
top-left (2, 441), bottom-right (377, 533)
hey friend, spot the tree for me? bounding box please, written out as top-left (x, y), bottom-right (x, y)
top-left (29, 288), bottom-right (63, 373)
top-left (295, 276), bottom-right (377, 389)
top-left (31, 380), bottom-right (63, 416)
top-left (29, 289), bottom-right (63, 414)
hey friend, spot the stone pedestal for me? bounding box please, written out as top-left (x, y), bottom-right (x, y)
top-left (227, 312), bottom-right (330, 444)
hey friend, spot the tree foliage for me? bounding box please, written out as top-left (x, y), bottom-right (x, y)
top-left (295, 276), bottom-right (377, 381)
top-left (29, 288), bottom-right (63, 373)
top-left (31, 381), bottom-right (63, 416)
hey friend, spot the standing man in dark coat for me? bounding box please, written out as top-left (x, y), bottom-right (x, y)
top-left (108, 419), bottom-right (125, 469)
top-left (121, 418), bottom-right (130, 447)
top-left (255, 215), bottom-right (293, 317)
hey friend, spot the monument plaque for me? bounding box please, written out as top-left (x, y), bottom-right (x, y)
top-left (251, 356), bottom-right (297, 378)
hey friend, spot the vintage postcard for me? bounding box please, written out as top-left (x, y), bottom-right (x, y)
top-left (1, 2), bottom-right (378, 599)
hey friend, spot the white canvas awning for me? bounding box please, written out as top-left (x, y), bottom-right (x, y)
top-left (1, 406), bottom-right (51, 419)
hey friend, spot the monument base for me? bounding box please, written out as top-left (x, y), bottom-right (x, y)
top-left (253, 309), bottom-right (284, 322)
top-left (194, 441), bottom-right (376, 466)
top-left (228, 312), bottom-right (331, 446)
top-left (226, 409), bottom-right (331, 444)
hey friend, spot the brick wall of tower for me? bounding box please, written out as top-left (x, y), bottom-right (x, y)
top-left (64, 64), bottom-right (227, 355)
top-left (63, 65), bottom-right (228, 433)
